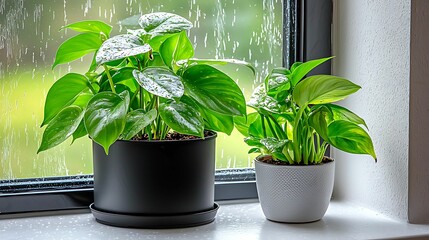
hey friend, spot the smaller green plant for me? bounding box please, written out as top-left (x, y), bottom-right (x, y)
top-left (235, 57), bottom-right (376, 165)
top-left (38, 12), bottom-right (253, 154)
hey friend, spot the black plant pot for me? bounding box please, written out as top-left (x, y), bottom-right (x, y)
top-left (90, 132), bottom-right (219, 228)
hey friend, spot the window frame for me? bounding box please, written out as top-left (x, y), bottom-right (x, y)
top-left (0, 0), bottom-right (332, 216)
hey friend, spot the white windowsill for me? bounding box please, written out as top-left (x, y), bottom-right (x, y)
top-left (1, 200), bottom-right (429, 240)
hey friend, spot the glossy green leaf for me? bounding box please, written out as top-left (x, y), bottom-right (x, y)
top-left (182, 64), bottom-right (246, 116)
top-left (122, 109), bottom-right (157, 140)
top-left (84, 92), bottom-right (128, 154)
top-left (159, 31), bottom-right (194, 69)
top-left (308, 105), bottom-right (332, 141)
top-left (111, 67), bottom-right (140, 92)
top-left (71, 120), bottom-right (87, 143)
top-left (61, 20), bottom-right (112, 37)
top-left (38, 106), bottom-right (84, 153)
top-left (328, 120), bottom-right (377, 161)
top-left (133, 68), bottom-right (184, 100)
top-left (247, 84), bottom-right (281, 113)
top-left (148, 34), bottom-right (174, 52)
top-left (42, 73), bottom-right (91, 126)
top-left (293, 75), bottom-right (361, 107)
top-left (327, 104), bottom-right (368, 129)
top-left (181, 95), bottom-right (234, 135)
top-left (159, 100), bottom-right (204, 137)
top-left (95, 34), bottom-right (152, 65)
top-left (53, 33), bottom-right (102, 68)
top-left (248, 148), bottom-right (261, 154)
top-left (138, 12), bottom-right (193, 36)
top-left (199, 106), bottom-right (234, 135)
top-left (248, 114), bottom-right (276, 139)
top-left (290, 56), bottom-right (333, 86)
top-left (72, 92), bottom-right (93, 108)
top-left (233, 112), bottom-right (259, 137)
top-left (178, 58), bottom-right (256, 75)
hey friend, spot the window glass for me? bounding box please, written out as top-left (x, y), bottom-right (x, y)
top-left (0, 0), bottom-right (283, 180)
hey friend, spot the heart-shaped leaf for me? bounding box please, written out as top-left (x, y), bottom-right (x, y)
top-left (260, 137), bottom-right (289, 153)
top-left (182, 64), bottom-right (246, 116)
top-left (61, 20), bottom-right (112, 37)
top-left (139, 12), bottom-right (192, 36)
top-left (293, 75), bottom-right (361, 107)
top-left (247, 84), bottom-right (281, 113)
top-left (133, 68), bottom-right (184, 100)
top-left (38, 106), bottom-right (84, 153)
top-left (84, 92), bottom-right (128, 154)
top-left (53, 33), bottom-right (102, 68)
top-left (328, 120), bottom-right (377, 161)
top-left (122, 109), bottom-right (157, 140)
top-left (96, 34), bottom-right (152, 66)
top-left (159, 31), bottom-right (194, 69)
top-left (159, 100), bottom-right (203, 137)
top-left (42, 73), bottom-right (91, 126)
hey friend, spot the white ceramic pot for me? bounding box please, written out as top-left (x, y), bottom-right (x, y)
top-left (255, 159), bottom-right (335, 223)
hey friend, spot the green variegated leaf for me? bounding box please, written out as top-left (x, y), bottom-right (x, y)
top-left (182, 64), bottom-right (246, 116)
top-left (96, 34), bottom-right (152, 65)
top-left (53, 33), bottom-right (102, 68)
top-left (290, 57), bottom-right (333, 86)
top-left (139, 12), bottom-right (192, 36)
top-left (247, 84), bottom-right (281, 113)
top-left (122, 109), bottom-right (157, 140)
top-left (61, 20), bottom-right (112, 37)
top-left (328, 120), bottom-right (377, 161)
top-left (84, 92), bottom-right (128, 154)
top-left (42, 73), bottom-right (91, 126)
top-left (133, 68), bottom-right (184, 100)
top-left (244, 136), bottom-right (265, 148)
top-left (260, 137), bottom-right (289, 153)
top-left (159, 100), bottom-right (204, 137)
top-left (293, 75), bottom-right (361, 107)
top-left (159, 31), bottom-right (194, 69)
top-left (38, 106), bottom-right (84, 153)
top-left (265, 67), bottom-right (290, 92)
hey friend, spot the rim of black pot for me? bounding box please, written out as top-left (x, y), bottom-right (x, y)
top-left (114, 130), bottom-right (217, 143)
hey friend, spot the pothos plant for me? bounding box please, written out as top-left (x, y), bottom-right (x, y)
top-left (38, 12), bottom-right (253, 154)
top-left (235, 57), bottom-right (377, 165)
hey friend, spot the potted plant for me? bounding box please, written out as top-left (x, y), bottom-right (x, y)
top-left (37, 12), bottom-right (253, 228)
top-left (235, 57), bottom-right (376, 223)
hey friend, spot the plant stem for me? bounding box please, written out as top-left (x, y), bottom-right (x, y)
top-left (293, 103), bottom-right (308, 164)
top-left (260, 114), bottom-right (267, 138)
top-left (267, 115), bottom-right (288, 139)
top-left (103, 64), bottom-right (116, 94)
top-left (266, 116), bottom-right (279, 139)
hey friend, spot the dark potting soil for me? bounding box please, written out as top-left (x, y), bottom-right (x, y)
top-left (131, 131), bottom-right (214, 141)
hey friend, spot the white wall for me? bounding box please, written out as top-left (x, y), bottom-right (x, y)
top-left (332, 0), bottom-right (410, 220)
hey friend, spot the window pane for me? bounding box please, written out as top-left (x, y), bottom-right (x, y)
top-left (0, 0), bottom-right (283, 180)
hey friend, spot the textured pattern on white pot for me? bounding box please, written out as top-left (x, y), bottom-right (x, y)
top-left (255, 160), bottom-right (335, 223)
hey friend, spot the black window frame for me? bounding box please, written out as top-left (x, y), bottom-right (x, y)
top-left (0, 0), bottom-right (332, 217)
